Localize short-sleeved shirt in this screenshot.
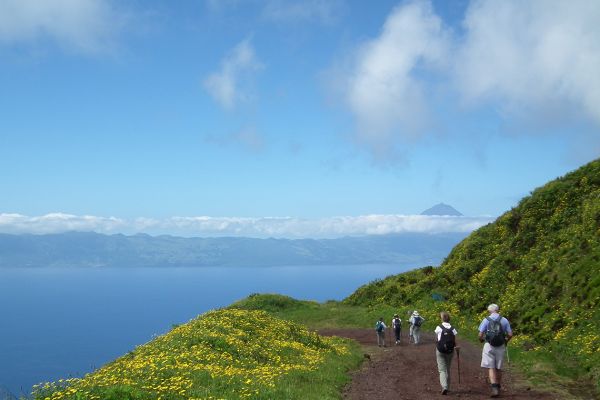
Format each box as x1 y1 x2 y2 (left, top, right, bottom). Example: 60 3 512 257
478 313 512 334
435 322 458 341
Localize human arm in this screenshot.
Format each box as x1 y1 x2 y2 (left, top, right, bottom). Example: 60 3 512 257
478 318 488 343
502 318 513 343
434 325 442 341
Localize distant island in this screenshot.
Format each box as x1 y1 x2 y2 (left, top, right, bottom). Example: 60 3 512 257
0 231 467 268
420 203 463 216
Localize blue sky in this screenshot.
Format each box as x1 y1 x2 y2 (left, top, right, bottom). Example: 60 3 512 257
0 0 598 237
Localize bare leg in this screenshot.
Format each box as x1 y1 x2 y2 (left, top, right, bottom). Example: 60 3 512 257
488 368 502 384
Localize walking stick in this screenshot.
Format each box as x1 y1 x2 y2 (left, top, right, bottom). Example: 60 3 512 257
456 346 461 384
505 343 512 391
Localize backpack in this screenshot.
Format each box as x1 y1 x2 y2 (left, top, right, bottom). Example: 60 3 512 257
375 321 384 332
436 325 456 354
485 317 505 347
412 316 423 327
393 317 402 329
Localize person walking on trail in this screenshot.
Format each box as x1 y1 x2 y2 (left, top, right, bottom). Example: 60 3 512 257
375 317 387 347
478 303 513 398
392 314 402 345
409 311 425 344
435 311 458 395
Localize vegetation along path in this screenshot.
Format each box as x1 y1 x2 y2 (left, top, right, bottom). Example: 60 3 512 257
320 329 556 400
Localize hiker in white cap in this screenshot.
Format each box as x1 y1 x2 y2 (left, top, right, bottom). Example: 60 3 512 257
478 303 513 398
409 310 425 344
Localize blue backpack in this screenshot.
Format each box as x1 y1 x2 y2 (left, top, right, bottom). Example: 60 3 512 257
375 321 384 332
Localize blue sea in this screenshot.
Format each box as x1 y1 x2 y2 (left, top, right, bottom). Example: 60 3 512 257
0 264 413 396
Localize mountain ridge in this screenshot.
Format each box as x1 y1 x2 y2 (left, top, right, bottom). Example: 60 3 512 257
0 231 468 268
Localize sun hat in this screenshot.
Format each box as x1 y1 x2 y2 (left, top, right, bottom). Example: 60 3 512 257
413 310 420 316
393 314 399 318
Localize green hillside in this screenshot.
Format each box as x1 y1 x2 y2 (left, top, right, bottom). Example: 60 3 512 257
346 159 600 392
33 309 362 400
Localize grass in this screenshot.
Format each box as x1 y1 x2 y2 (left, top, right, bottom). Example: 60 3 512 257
231 293 413 329
31 292 600 399
235 294 600 399
32 308 363 400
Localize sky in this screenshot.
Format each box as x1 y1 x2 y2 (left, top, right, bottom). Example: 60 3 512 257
0 0 599 238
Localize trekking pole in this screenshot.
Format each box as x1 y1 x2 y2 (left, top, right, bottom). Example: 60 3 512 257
505 344 512 391
456 346 461 385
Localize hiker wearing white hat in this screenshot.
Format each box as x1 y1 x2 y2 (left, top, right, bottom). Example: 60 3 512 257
409 310 425 344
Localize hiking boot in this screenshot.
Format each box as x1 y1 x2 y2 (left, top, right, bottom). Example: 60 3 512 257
490 384 500 397
441 388 448 395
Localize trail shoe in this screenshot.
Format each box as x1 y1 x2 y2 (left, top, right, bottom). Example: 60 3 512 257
441 388 448 395
490 383 500 397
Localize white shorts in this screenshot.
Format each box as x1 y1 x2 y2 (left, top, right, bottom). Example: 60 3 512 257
481 342 505 369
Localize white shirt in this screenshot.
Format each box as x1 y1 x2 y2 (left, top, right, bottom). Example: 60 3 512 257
435 322 458 341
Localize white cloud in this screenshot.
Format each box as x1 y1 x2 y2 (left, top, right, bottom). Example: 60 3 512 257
0 213 126 234
0 0 123 54
334 0 600 160
340 0 450 158
456 0 600 125
0 212 493 238
261 0 342 24
203 39 263 110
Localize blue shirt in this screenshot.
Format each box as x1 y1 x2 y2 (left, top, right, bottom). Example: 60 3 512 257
478 313 512 334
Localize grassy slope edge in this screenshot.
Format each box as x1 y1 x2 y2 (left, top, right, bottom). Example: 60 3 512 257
345 158 600 398
32 308 362 400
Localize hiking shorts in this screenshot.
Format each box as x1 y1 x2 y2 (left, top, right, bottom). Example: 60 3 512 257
481 342 505 369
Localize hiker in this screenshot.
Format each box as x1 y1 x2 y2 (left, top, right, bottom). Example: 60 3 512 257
392 314 402 344
435 311 458 395
478 303 513 398
375 317 387 347
409 310 424 344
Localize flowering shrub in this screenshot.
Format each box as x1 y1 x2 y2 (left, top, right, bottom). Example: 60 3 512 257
33 309 357 400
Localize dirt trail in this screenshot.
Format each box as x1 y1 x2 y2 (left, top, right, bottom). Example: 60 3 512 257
319 328 555 400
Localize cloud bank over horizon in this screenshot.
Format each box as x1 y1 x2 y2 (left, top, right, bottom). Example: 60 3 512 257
0 212 493 238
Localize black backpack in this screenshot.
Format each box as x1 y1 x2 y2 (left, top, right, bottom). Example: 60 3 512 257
436 325 456 353
393 317 402 329
485 317 506 347
413 316 423 327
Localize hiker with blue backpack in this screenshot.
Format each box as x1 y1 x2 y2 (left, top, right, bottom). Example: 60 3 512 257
435 311 458 395
409 310 424 344
478 303 513 398
375 317 387 347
